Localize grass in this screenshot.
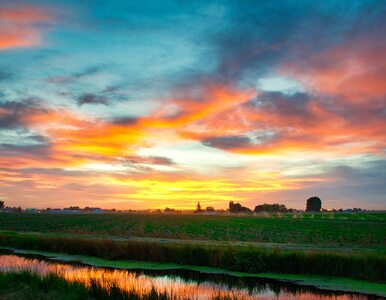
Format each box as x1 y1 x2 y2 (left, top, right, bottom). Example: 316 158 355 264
253 273 386 297
0 271 91 300
4 248 386 297
0 262 259 299
0 231 385 282
0 271 175 299
0 212 385 248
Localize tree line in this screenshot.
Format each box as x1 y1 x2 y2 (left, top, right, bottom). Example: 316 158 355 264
192 197 324 214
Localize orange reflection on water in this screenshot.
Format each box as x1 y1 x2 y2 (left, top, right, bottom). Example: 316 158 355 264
0 255 366 300
0 255 255 299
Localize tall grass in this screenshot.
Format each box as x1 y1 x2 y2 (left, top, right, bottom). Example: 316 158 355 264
0 271 175 299
1 254 261 299
0 270 254 299
0 232 384 282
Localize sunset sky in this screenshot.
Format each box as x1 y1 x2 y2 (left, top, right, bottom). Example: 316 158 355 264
0 0 385 210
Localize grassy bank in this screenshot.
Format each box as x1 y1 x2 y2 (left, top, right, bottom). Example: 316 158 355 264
0 271 178 300
0 212 385 247
0 231 384 282
5 248 386 297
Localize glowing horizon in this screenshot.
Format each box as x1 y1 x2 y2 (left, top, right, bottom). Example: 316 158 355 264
0 1 385 210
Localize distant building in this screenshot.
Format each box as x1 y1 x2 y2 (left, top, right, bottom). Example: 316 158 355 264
48 209 63 213
1 207 22 213
63 207 80 213
83 207 104 213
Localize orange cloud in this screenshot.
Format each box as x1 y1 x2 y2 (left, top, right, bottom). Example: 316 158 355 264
0 79 382 209
157 38 386 157
0 5 53 23
139 85 256 129
176 86 385 156
279 41 386 102
0 5 55 50
5 73 384 171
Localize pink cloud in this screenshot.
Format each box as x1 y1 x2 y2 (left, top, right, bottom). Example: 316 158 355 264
0 4 55 50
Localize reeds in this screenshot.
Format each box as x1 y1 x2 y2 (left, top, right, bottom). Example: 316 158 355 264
0 271 177 299
0 232 384 282
0 255 258 299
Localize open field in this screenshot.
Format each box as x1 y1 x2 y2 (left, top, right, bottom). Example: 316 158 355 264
0 212 385 248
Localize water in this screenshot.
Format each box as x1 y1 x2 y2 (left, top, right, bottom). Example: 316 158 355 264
0 254 374 299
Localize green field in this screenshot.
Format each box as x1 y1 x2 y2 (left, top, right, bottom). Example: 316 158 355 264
0 212 385 287
0 212 385 248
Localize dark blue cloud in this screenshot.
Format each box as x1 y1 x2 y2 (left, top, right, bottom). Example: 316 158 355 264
77 93 109 106
0 143 51 158
167 0 386 91
250 91 311 118
110 116 139 125
122 155 175 166
0 100 47 129
202 135 252 149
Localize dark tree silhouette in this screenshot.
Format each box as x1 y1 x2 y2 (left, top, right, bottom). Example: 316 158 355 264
0 200 4 209
206 206 215 212
195 202 202 213
229 201 251 213
164 207 176 213
254 203 287 213
306 197 322 212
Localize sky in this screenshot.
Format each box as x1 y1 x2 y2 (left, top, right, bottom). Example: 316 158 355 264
0 0 385 210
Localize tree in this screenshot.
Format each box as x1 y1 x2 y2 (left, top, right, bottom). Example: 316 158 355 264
206 206 215 212
306 196 322 212
164 207 176 213
194 202 202 213
0 201 4 209
229 201 251 213
254 203 288 213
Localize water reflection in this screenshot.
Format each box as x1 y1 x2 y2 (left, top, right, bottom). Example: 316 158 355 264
0 254 372 299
